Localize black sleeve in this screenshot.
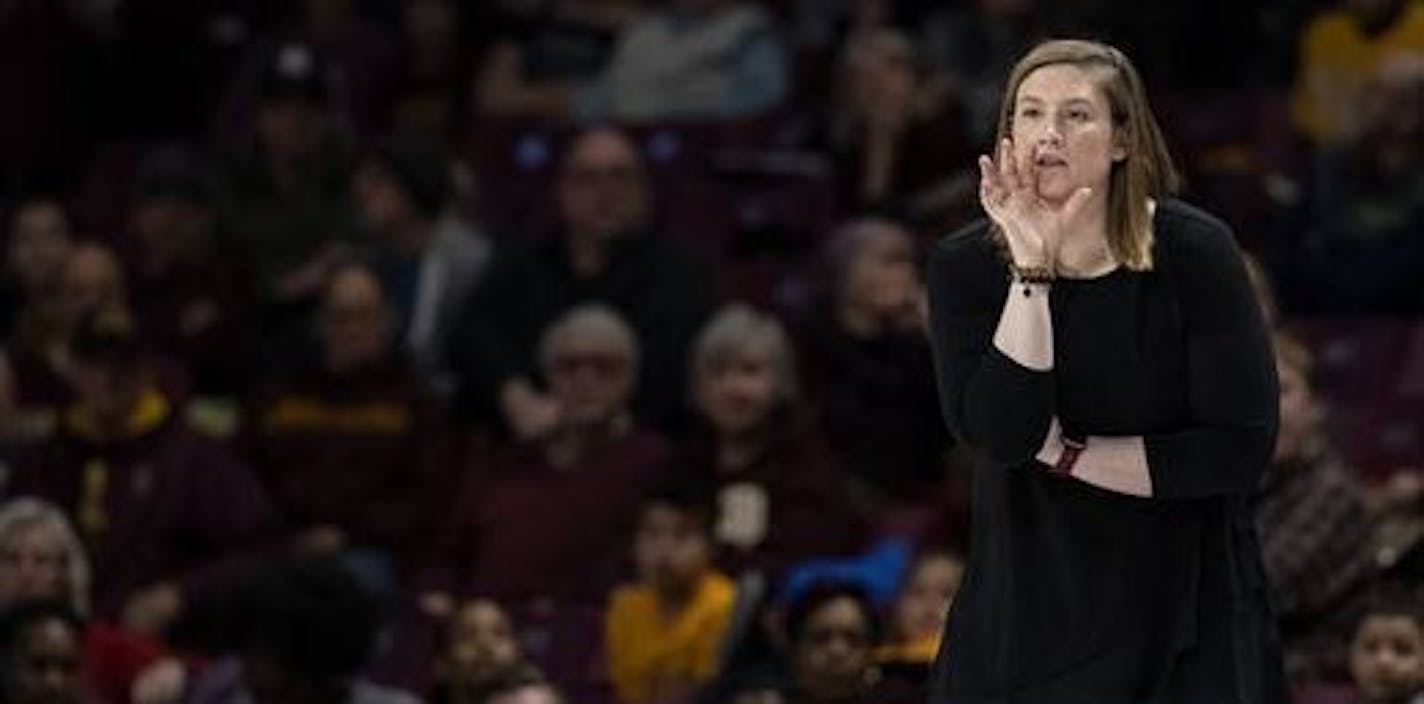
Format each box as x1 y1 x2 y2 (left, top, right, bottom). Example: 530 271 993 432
1143 217 1279 499
448 249 541 419
925 227 1054 466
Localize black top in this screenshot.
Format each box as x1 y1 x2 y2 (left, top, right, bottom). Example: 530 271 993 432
449 230 714 435
924 200 1288 703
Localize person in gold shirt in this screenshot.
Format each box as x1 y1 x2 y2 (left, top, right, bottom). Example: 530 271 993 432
1291 0 1424 144
605 480 736 704
876 550 964 668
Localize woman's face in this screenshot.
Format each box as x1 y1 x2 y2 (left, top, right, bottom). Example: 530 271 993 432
58 246 125 334
696 345 780 437
1 617 83 704
893 555 963 641
446 601 522 689
6 203 73 296
0 524 71 609
842 223 918 318
793 597 874 701
1009 63 1125 205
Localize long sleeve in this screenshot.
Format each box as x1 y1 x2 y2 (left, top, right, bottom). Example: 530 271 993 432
448 249 543 420
925 228 1054 465
1143 218 1279 499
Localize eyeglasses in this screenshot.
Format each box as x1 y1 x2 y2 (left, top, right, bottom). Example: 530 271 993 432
548 353 630 378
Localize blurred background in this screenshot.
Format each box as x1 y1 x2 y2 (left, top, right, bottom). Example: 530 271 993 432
0 1 1420 703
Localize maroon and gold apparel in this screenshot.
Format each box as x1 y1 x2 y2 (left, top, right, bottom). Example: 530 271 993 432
5 389 279 617
249 359 456 564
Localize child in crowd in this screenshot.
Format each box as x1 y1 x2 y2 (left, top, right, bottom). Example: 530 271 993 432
1350 585 1424 704
605 480 736 704
878 549 963 665
433 599 536 704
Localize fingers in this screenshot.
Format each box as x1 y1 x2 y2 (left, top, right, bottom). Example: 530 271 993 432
1063 186 1095 221
1018 144 1039 201
978 155 1000 213
998 139 1021 193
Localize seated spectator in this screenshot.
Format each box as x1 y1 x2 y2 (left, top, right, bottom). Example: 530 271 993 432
352 134 491 398
1258 333 1385 684
783 582 882 704
1275 52 1424 315
250 264 454 591
428 305 671 605
0 600 91 704
876 549 962 669
0 499 182 704
605 479 736 704
475 0 637 120
821 29 974 227
185 557 422 704
0 196 77 440
0 499 88 614
1 195 74 340
570 0 788 123
2 241 131 444
800 217 953 505
451 127 713 436
214 39 356 365
5 307 279 633
680 305 869 578
1348 584 1424 704
430 599 534 704
125 150 261 400
1290 0 1424 145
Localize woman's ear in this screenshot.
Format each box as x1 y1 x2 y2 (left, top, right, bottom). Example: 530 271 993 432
1111 128 1129 163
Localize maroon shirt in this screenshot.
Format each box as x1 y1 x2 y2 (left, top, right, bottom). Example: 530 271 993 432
249 359 457 565
426 427 671 604
676 415 872 579
5 393 279 617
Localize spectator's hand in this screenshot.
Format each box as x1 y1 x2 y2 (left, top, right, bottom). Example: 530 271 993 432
419 591 456 618
273 242 349 301
299 525 348 555
123 583 184 637
131 657 186 704
500 379 562 441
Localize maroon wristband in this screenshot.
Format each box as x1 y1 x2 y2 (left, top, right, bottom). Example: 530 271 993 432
1052 436 1087 477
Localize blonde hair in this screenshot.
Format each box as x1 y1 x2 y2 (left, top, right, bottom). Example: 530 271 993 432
0 498 91 615
994 39 1180 271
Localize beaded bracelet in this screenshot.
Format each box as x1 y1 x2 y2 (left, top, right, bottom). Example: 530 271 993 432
1009 265 1054 296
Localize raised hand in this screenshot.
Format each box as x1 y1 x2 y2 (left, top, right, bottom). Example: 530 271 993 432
978 139 1095 271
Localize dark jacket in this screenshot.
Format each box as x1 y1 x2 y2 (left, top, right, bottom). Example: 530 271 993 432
449 231 714 434
5 390 280 617
924 200 1287 703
